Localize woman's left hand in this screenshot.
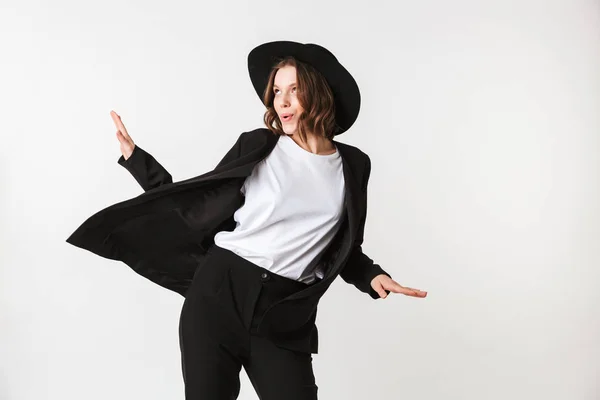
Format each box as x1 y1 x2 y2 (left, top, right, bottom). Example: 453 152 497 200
370 275 427 299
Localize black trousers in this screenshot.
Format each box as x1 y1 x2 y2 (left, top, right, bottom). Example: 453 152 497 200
178 243 319 399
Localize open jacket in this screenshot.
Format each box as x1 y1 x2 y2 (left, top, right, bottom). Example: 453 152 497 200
66 127 391 353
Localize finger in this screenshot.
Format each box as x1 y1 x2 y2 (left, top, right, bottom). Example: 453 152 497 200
388 284 427 297
110 110 130 138
404 287 427 297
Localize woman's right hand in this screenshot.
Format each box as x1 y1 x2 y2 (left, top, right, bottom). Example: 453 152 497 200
110 110 135 160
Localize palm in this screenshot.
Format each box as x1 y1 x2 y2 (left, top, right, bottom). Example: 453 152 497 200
110 110 135 160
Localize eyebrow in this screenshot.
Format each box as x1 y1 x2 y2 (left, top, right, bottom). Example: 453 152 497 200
273 82 297 88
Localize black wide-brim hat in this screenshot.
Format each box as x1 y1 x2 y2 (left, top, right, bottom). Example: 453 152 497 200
247 40 361 135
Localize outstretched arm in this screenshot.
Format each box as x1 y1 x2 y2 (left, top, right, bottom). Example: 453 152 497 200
340 155 427 300
340 155 391 299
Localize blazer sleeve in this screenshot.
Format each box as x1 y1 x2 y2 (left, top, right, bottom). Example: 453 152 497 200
339 154 392 299
117 132 246 192
117 145 173 192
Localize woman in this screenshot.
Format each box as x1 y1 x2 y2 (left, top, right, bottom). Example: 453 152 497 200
75 41 427 400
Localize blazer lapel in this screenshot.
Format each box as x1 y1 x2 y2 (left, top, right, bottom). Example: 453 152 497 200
339 146 361 247
318 143 362 281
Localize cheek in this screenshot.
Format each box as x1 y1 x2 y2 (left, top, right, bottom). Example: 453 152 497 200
292 100 303 113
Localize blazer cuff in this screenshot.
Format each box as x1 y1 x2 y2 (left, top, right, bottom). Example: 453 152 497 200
117 144 142 168
367 265 392 300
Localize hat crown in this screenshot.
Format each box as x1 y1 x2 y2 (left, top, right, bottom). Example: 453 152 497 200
304 43 338 61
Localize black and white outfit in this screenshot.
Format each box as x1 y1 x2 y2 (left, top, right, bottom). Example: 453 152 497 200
66 41 392 400
214 133 345 284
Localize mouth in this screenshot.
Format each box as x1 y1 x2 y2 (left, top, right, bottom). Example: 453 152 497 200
280 113 294 122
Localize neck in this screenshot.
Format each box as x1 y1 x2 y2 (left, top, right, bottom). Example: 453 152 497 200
287 132 335 155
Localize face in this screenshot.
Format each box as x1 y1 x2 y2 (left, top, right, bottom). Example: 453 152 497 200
273 65 304 135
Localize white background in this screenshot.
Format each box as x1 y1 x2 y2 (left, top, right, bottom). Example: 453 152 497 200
1 0 598 399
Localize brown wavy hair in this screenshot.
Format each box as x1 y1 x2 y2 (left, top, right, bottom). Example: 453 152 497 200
262 56 340 142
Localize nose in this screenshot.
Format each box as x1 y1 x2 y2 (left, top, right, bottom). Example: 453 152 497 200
278 91 291 108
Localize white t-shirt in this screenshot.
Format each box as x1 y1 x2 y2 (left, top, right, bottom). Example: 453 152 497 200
213 134 345 284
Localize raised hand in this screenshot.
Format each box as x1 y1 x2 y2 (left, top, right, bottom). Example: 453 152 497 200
110 110 135 160
371 274 428 299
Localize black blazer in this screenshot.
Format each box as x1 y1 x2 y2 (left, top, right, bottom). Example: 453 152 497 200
66 127 391 353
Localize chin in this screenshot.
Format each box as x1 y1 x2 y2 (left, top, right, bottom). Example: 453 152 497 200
282 125 297 135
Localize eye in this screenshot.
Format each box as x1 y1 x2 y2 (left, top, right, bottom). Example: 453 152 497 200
274 88 280 94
